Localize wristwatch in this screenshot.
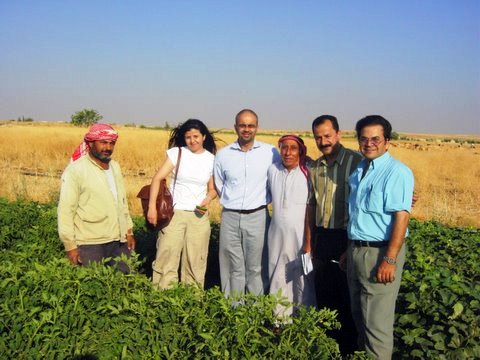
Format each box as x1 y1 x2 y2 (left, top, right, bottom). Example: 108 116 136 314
383 256 396 265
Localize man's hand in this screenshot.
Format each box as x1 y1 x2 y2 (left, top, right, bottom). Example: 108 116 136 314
375 210 408 283
66 248 81 265
375 260 396 284
127 234 136 251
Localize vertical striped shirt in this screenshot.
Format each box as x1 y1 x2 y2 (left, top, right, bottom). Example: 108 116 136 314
309 145 363 229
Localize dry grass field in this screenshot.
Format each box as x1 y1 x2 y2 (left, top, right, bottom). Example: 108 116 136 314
1 121 479 228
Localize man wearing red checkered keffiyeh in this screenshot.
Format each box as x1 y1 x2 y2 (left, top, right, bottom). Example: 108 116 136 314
71 124 119 162
58 123 135 272
277 134 309 178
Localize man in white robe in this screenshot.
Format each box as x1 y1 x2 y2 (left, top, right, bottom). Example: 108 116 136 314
267 135 316 318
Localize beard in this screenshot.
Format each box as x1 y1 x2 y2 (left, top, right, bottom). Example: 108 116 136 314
90 148 112 163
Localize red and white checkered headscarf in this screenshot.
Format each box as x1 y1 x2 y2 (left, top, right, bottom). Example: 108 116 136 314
278 134 309 178
70 124 119 162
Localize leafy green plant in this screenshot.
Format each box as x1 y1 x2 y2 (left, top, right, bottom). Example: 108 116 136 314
0 257 344 359
0 198 61 257
395 220 480 358
0 199 349 359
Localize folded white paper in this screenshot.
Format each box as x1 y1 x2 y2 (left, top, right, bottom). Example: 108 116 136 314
301 252 314 276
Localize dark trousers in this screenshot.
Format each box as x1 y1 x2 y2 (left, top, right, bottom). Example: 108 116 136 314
78 241 130 274
313 227 357 355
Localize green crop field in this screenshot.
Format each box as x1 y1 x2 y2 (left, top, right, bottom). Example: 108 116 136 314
0 198 478 359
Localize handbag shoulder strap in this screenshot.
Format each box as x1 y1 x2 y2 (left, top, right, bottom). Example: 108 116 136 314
172 146 182 195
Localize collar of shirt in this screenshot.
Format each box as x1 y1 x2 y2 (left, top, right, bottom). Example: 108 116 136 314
361 151 392 172
86 153 110 170
230 140 262 151
280 163 300 173
319 144 347 167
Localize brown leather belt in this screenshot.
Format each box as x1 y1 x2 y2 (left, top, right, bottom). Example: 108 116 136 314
224 205 267 214
351 240 389 248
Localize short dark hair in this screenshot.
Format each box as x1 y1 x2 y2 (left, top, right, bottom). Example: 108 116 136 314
168 119 217 154
311 115 339 132
235 109 258 124
355 115 392 140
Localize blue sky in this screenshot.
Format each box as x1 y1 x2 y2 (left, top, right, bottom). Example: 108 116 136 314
1 0 479 134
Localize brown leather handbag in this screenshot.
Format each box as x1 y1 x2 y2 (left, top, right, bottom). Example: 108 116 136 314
137 147 182 230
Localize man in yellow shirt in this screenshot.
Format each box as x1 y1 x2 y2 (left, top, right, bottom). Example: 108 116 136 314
57 124 135 273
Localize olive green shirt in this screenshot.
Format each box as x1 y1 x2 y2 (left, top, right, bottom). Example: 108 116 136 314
309 145 362 229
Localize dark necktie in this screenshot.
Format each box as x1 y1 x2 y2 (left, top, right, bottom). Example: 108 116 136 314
361 162 370 180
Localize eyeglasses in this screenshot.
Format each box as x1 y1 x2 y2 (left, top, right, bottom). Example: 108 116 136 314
359 136 384 145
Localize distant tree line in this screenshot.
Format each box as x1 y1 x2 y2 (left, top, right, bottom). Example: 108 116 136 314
70 108 173 130
11 116 34 122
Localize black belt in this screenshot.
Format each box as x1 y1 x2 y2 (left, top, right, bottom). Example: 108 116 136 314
351 240 389 248
224 205 267 214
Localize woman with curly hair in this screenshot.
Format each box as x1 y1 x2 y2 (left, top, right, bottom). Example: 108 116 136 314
148 119 217 289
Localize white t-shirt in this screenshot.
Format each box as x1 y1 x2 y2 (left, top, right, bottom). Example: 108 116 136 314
103 166 118 202
167 146 214 211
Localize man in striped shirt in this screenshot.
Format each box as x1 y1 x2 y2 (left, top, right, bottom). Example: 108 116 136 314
308 115 361 355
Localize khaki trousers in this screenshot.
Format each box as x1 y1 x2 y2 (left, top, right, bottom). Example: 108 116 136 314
347 242 406 360
152 210 211 289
